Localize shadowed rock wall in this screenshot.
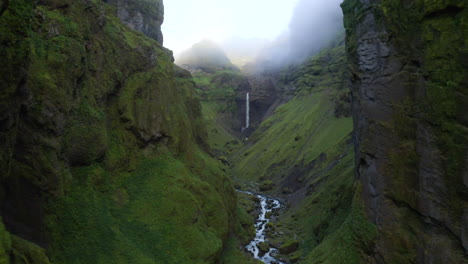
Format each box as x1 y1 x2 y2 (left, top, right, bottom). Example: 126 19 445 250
342 0 467 262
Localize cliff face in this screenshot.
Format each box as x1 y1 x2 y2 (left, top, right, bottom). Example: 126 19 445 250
106 0 164 44
342 0 467 262
0 0 236 262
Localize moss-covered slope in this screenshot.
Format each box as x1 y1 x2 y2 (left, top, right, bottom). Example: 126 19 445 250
232 44 351 187
342 0 467 262
106 0 164 44
229 43 376 263
0 0 237 263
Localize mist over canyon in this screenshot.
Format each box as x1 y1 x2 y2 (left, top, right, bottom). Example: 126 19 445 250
0 0 466 264
173 0 345 70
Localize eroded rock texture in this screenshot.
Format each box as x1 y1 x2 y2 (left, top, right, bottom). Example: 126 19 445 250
342 0 467 263
106 0 164 44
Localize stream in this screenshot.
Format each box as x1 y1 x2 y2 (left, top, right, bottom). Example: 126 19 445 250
240 191 285 264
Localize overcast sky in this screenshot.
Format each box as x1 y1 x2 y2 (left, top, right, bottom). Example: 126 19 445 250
162 0 301 56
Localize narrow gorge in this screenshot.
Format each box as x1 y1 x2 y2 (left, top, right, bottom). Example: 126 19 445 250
0 0 466 264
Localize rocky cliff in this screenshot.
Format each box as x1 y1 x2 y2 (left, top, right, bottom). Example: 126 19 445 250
0 0 237 263
342 0 467 262
106 0 164 44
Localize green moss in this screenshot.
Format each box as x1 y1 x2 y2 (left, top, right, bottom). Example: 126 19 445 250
47 148 234 263
64 101 108 165
279 239 299 254
10 236 51 264
232 91 352 183
387 141 419 207
0 219 52 264
220 237 261 264
1 0 240 263
190 70 244 154
342 0 467 262
0 219 11 264
301 184 377 264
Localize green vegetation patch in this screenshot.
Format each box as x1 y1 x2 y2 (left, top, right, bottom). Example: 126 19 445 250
47 149 233 264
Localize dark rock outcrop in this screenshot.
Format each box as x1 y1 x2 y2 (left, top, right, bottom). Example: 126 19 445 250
247 75 279 128
105 0 164 44
342 0 467 262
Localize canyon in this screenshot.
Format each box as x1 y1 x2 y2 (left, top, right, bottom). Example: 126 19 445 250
0 0 466 264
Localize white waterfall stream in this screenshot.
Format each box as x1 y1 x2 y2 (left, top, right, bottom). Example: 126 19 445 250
246 92 250 129
242 92 250 132
239 191 284 264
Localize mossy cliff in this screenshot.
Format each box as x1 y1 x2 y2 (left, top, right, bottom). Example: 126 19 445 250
342 0 467 262
192 70 248 148
106 0 164 44
0 0 238 263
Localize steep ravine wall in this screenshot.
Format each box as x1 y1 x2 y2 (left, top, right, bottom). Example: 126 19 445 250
0 0 237 263
106 0 164 44
342 0 467 263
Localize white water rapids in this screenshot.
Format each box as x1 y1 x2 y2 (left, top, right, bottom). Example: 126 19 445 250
239 191 284 264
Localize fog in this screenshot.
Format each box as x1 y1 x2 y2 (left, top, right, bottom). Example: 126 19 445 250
164 0 344 69
252 0 344 69
287 0 344 62
163 0 300 57
176 40 234 70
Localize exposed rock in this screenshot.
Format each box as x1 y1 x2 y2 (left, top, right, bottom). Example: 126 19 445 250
342 0 468 262
105 0 164 44
246 75 279 129
258 241 270 254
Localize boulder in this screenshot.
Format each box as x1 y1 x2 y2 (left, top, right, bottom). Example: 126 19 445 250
258 242 270 254
279 239 299 254
259 180 274 191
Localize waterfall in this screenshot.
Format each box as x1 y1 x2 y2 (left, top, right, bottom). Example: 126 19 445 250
245 92 250 129
241 92 250 133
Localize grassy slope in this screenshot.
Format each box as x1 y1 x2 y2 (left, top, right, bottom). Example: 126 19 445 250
0 1 238 263
231 44 351 186
232 91 351 183
192 70 244 155
47 148 235 264
191 71 260 264
230 44 376 263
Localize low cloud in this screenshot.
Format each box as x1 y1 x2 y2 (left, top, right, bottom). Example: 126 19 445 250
176 0 344 71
